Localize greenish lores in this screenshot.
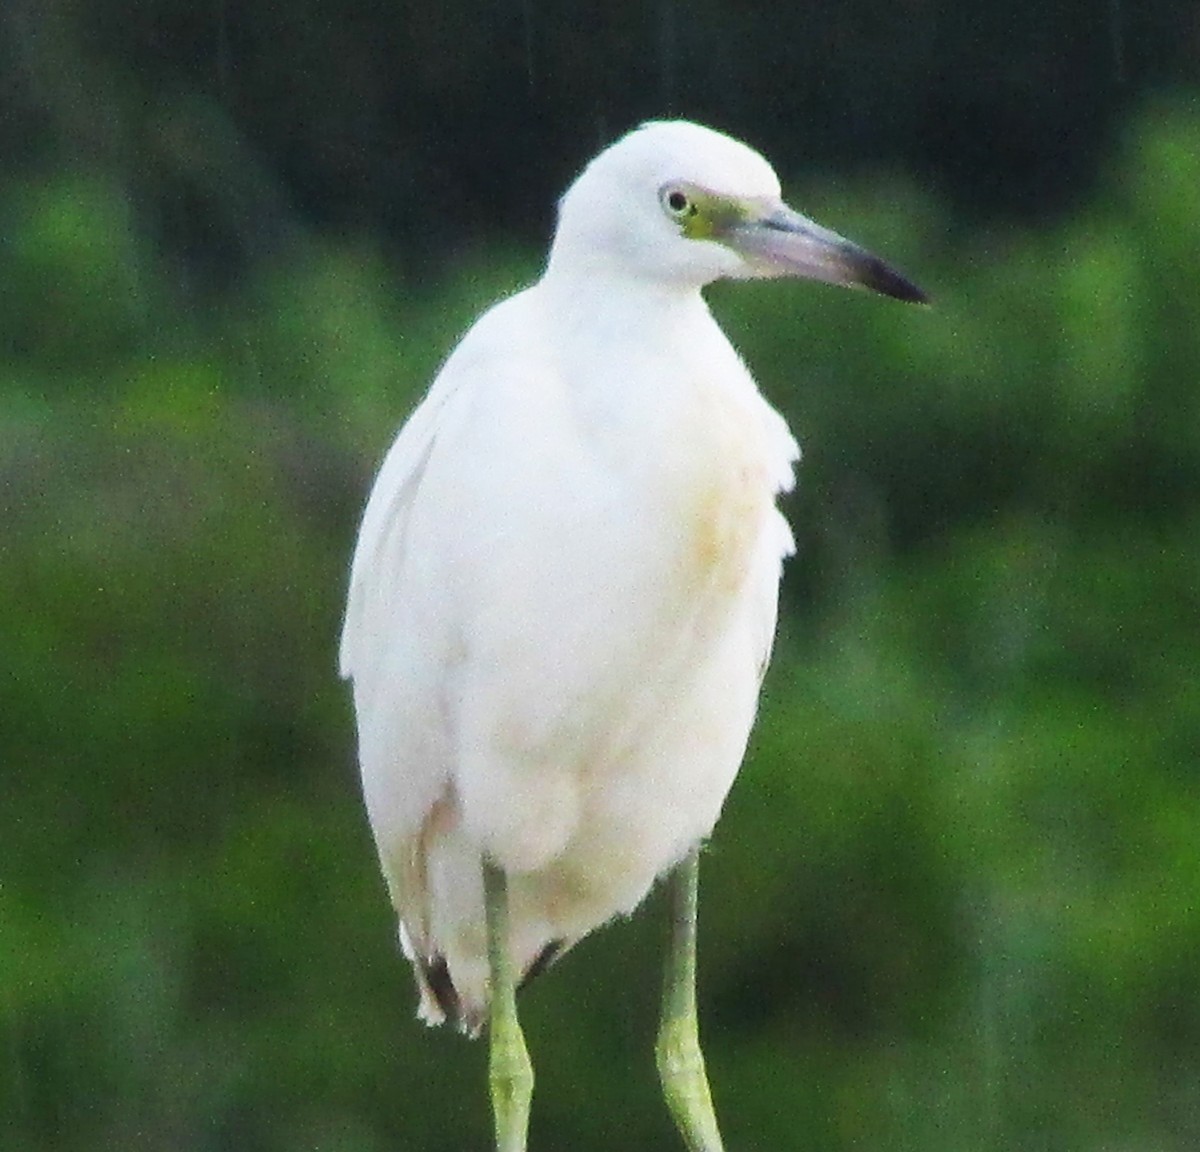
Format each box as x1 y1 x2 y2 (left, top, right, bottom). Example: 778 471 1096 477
659 183 753 241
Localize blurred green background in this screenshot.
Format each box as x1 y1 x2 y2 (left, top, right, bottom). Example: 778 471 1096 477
4 3 1200 1149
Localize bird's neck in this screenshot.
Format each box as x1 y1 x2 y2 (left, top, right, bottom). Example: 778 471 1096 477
537 258 713 340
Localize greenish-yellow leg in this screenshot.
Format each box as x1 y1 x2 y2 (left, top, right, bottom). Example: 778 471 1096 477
656 846 726 1152
484 860 534 1152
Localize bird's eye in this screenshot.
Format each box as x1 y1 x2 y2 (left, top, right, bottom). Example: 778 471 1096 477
661 187 696 218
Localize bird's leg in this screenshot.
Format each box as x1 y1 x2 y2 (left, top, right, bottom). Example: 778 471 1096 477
656 846 726 1152
484 859 534 1152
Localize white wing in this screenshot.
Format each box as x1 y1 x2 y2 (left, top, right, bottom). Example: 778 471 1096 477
340 364 470 683
338 298 501 974
750 403 799 683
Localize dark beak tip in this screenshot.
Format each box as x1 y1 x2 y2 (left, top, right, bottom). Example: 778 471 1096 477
896 280 932 306
864 259 930 306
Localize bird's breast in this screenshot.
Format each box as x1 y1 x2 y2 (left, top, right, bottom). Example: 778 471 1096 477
669 378 775 597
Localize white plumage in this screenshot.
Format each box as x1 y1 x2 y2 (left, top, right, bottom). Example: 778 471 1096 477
339 121 924 1088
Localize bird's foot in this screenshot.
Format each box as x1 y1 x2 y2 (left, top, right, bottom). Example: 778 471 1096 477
489 1017 534 1152
656 1015 726 1152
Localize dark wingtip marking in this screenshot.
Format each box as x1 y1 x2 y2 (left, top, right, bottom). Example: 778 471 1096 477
520 939 566 990
422 939 568 1037
423 955 463 1027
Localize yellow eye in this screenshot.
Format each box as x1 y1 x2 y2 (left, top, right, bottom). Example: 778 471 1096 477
661 186 697 219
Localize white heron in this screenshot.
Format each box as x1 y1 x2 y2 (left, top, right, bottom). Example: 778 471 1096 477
339 119 925 1152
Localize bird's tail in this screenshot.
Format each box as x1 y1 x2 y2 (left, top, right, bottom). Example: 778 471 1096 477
403 926 568 1037
388 797 574 1036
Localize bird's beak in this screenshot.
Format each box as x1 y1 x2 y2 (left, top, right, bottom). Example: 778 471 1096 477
726 200 928 304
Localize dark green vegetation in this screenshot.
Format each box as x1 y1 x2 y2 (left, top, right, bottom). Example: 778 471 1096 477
4 23 1200 1147
5 0 1196 275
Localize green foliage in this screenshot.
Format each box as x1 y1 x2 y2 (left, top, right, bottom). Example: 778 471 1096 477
5 103 1200 1150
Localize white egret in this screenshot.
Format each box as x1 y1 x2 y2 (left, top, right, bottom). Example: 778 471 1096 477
340 119 926 1152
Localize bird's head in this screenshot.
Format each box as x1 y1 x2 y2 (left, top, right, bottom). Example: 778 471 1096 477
548 120 927 302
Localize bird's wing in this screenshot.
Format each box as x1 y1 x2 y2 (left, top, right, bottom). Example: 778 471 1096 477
338 324 485 981
749 397 800 684
339 290 549 1015
339 370 462 683
749 507 795 685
